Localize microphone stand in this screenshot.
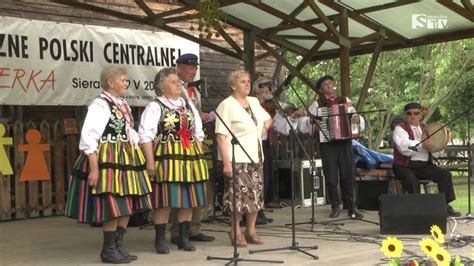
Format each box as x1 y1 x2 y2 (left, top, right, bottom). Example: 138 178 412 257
201 131 228 224
202 94 283 265
249 98 319 260
288 84 381 226
467 107 473 218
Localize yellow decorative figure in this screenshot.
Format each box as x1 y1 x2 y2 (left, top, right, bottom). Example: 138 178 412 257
0 123 14 175
18 129 50 181
430 224 445 244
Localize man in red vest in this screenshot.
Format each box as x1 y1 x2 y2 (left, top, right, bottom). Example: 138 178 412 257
309 75 363 219
392 102 460 217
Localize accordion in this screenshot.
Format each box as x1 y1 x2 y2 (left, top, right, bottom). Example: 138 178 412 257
317 103 360 143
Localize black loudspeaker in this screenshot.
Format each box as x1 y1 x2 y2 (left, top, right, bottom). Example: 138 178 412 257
357 179 389 210
379 194 447 234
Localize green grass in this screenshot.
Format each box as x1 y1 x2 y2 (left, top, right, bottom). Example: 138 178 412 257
451 182 474 213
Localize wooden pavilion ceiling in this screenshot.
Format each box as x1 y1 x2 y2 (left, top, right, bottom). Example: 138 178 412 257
51 0 474 62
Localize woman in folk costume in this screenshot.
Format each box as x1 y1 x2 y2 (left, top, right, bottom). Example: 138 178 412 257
139 67 209 254
65 66 152 264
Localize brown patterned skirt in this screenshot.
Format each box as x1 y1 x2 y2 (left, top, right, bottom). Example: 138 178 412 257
222 163 264 214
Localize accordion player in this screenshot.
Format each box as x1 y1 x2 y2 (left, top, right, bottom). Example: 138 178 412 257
316 103 360 143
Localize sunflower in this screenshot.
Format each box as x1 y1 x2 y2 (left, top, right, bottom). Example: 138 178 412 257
419 238 438 258
432 246 451 266
381 236 404 258
430 224 445 244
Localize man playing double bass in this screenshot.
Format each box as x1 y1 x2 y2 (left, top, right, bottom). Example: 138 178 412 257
392 102 461 217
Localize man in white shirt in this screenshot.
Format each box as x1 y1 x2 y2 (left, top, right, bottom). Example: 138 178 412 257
169 53 215 244
307 75 364 219
392 102 460 217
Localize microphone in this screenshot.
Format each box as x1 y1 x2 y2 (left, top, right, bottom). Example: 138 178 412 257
187 79 205 89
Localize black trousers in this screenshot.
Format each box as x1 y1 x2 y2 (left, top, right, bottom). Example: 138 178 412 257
262 139 274 203
320 140 356 208
392 161 456 203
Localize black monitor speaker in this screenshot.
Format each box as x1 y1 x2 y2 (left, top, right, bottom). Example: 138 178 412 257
379 193 447 234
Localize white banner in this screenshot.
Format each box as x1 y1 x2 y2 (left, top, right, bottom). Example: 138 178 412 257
0 16 199 106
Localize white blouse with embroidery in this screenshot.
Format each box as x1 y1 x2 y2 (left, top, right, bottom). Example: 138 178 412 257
79 95 139 155
138 96 204 144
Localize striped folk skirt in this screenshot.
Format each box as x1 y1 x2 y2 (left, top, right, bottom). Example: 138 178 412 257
150 135 209 208
150 181 207 209
65 141 152 224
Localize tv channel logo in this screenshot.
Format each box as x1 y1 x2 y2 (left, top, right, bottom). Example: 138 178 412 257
412 14 448 29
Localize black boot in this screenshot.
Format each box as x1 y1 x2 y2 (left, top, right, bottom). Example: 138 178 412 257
177 221 195 251
329 204 340 218
101 231 132 264
116 227 137 261
154 224 169 254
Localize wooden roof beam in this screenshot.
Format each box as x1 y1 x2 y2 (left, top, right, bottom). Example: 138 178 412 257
258 1 308 35
251 1 348 47
255 51 271 61
351 30 386 47
437 0 474 22
320 0 409 45
272 49 287 84
159 24 242 60
270 35 320 40
305 0 342 40
258 14 339 35
212 22 244 54
356 36 385 111
281 20 340 88
256 39 316 95
349 0 420 14
260 35 310 55
460 0 473 12
310 28 474 61
163 14 194 24
339 7 350 97
151 6 195 19
53 0 241 61
53 0 145 22
134 0 155 17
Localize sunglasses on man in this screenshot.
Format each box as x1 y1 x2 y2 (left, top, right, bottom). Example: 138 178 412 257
258 81 273 90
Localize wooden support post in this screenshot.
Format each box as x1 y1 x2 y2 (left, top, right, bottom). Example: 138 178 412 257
356 35 385 112
244 30 256 79
339 8 350 97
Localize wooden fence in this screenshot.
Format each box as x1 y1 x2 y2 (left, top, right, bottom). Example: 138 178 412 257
1 120 471 221
0 119 79 221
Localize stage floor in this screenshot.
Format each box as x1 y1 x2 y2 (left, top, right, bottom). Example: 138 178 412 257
1 206 474 265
